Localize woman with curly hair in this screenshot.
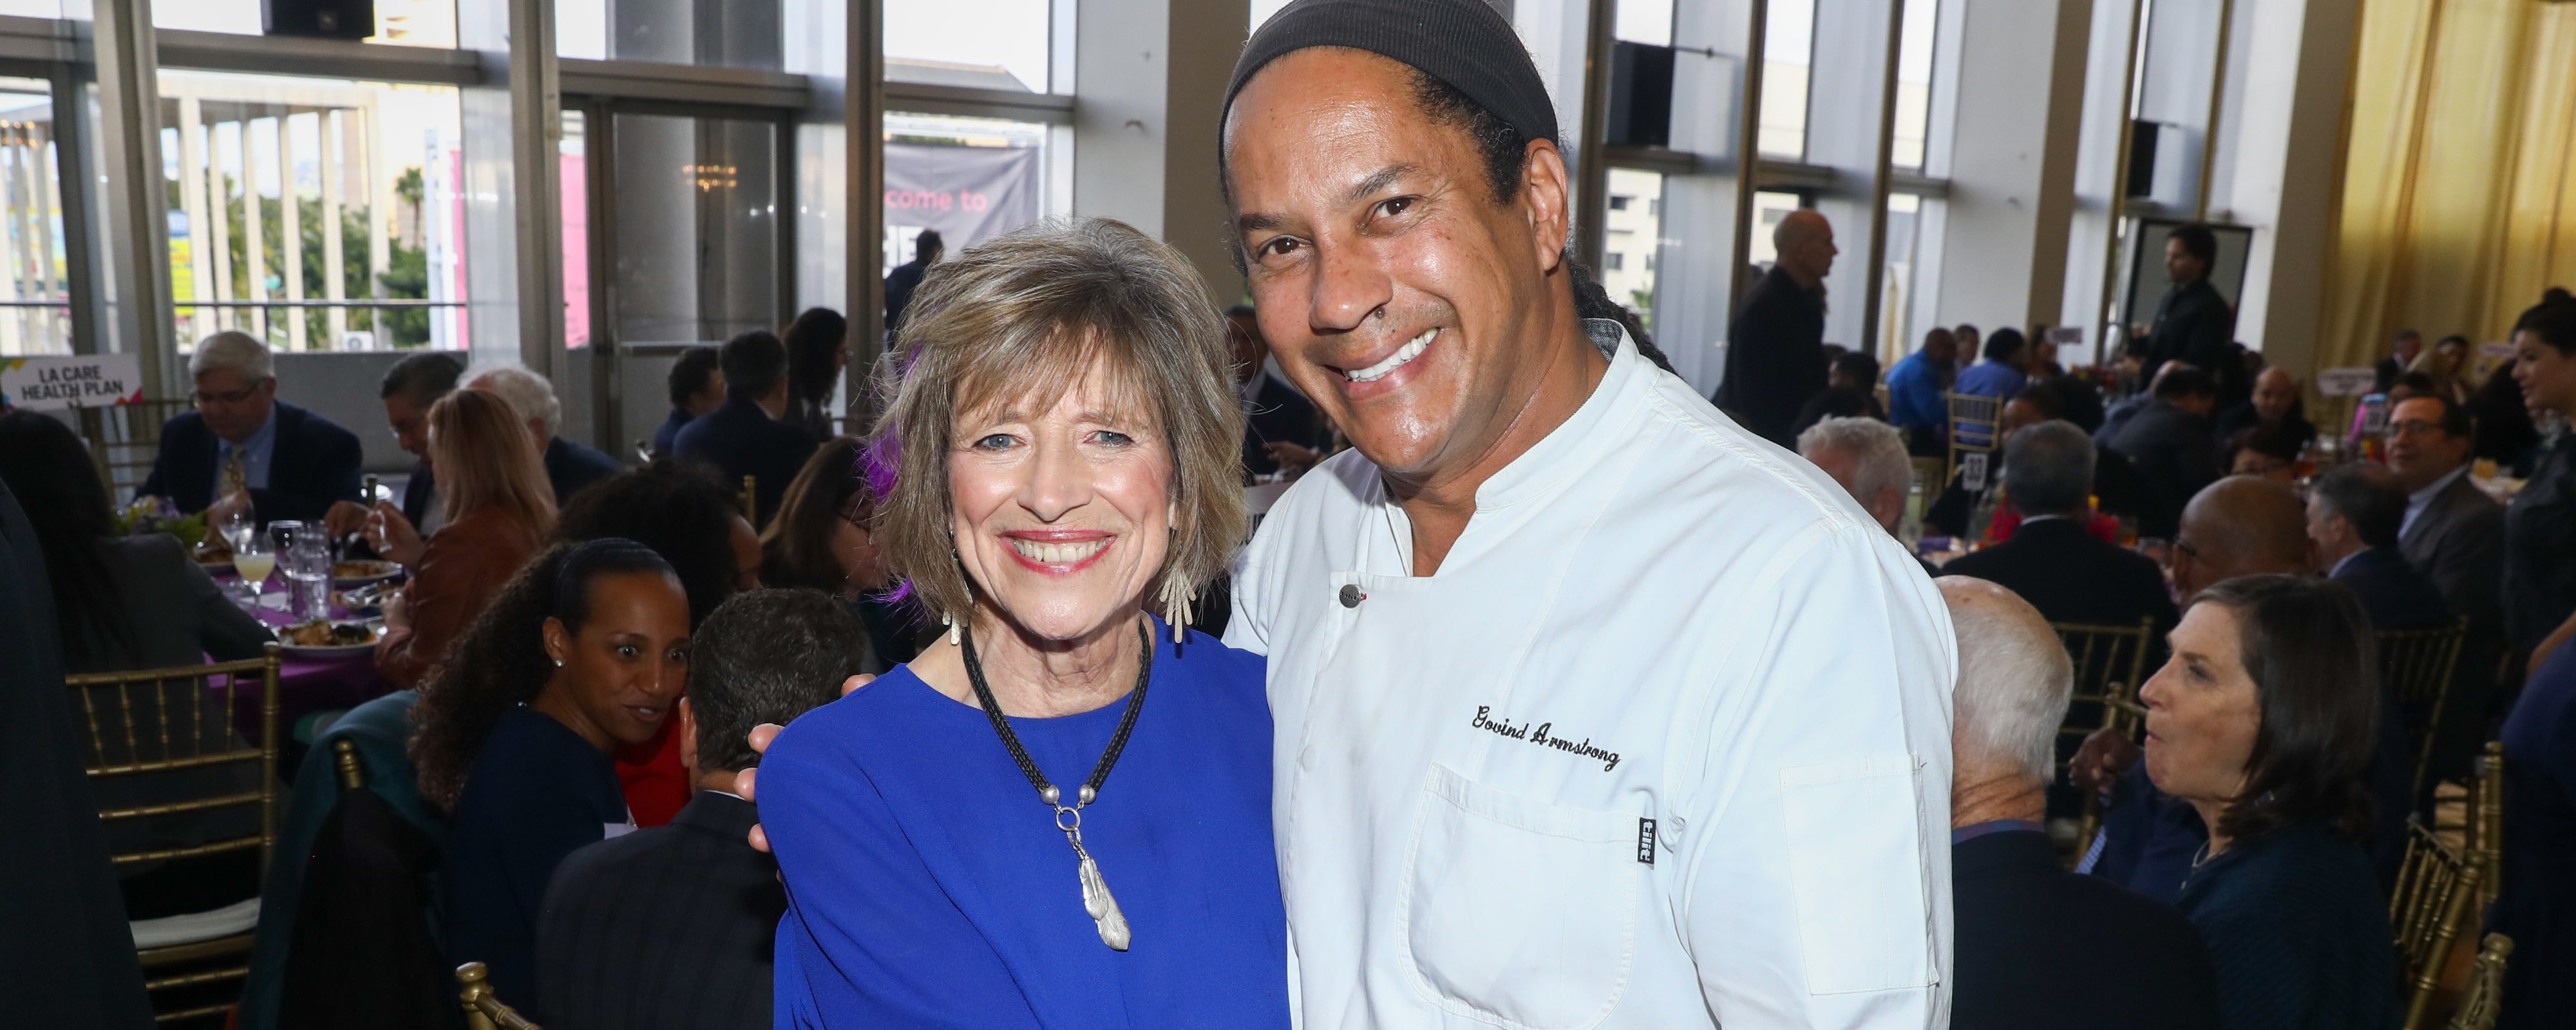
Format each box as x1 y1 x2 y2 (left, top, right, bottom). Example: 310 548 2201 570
413 538 692 1018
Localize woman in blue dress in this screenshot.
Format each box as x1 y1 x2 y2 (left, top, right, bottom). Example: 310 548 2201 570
752 218 1288 1028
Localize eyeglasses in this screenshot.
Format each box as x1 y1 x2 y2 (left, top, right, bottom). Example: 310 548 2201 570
193 384 262 406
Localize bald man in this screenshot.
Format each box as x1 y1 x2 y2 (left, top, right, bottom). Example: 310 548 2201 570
1718 209 1837 446
1940 578 2218 1030
2076 476 2414 899
2213 366 2316 456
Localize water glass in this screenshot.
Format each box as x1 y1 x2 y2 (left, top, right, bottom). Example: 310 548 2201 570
272 521 334 622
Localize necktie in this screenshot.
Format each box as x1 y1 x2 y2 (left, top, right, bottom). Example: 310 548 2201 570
220 445 247 498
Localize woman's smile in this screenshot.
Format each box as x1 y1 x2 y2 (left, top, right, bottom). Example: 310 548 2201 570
1003 529 1115 573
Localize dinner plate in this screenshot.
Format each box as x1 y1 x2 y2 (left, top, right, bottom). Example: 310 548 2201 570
279 624 383 658
334 560 402 586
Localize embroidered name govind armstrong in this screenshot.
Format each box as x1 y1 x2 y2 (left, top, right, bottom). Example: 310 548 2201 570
1470 706 1622 772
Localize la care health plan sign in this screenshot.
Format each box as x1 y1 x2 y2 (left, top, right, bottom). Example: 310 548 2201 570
2 354 146 409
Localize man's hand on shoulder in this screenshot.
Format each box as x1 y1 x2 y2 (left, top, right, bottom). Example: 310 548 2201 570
744 672 874 854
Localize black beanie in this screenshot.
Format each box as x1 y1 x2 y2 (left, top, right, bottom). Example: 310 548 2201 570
1224 0 1560 147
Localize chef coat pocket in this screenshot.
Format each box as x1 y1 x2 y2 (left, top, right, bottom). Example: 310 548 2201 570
1398 763 1639 1030
1778 753 1934 995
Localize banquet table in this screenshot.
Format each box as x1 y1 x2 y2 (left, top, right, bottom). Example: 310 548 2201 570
209 568 396 763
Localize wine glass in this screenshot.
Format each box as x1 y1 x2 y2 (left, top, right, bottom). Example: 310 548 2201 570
233 533 276 610
219 504 256 556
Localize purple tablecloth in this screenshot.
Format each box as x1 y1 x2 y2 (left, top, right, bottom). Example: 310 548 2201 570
211 570 394 740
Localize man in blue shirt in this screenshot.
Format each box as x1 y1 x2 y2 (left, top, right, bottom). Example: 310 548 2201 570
1885 326 1956 455
1955 326 2031 400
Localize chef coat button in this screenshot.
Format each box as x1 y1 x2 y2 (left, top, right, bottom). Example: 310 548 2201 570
1338 585 1364 608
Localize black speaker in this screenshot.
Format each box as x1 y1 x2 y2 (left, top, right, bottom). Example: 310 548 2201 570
1606 41 1676 149
264 0 374 40
2126 118 2163 199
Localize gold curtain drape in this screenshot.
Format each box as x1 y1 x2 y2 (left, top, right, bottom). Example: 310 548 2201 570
2323 0 2576 371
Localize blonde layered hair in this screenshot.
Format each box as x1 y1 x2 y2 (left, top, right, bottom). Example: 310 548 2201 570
870 218 1247 628
430 388 557 537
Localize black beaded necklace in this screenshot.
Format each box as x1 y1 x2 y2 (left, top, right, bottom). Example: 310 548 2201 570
959 617 1153 951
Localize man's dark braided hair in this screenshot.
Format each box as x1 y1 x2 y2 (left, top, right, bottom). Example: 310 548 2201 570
1405 69 1674 373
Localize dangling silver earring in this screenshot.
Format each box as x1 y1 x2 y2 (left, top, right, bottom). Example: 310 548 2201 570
943 611 961 646
1159 576 1194 641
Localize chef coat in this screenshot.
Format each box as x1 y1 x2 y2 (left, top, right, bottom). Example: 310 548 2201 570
1227 322 1955 1029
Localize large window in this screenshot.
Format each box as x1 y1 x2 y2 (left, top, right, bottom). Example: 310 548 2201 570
554 0 791 68
1602 167 1665 330
1891 0 1939 170
887 0 1054 93
159 71 466 352
1747 189 1808 267
1759 0 1815 159
882 113 1051 278
0 77 68 355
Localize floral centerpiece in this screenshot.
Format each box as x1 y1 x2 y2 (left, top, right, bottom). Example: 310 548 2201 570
113 496 208 551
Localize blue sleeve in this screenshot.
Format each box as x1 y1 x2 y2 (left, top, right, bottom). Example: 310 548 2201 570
762 720 1041 1029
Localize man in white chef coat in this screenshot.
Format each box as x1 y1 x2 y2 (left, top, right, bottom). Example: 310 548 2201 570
1218 1 1956 1026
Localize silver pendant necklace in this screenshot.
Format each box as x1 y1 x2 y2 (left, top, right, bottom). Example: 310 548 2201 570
961 619 1151 951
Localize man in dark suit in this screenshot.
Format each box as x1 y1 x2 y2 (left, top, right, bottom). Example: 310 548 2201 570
2309 464 2451 630
2376 329 2423 395
2143 223 2235 391
1938 577 2220 1030
465 364 627 509
2105 365 2220 538
141 331 364 525
883 229 942 333
536 589 869 1030
652 346 724 460
327 351 462 541
672 330 820 527
1229 305 1329 478
1717 209 1833 447
1943 420 2179 632
2389 395 2505 621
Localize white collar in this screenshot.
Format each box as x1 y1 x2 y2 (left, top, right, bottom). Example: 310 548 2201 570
2409 464 2470 508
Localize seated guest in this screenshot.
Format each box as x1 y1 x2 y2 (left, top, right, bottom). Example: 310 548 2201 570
759 438 914 670
1938 577 2219 1030
2079 476 2412 897
0 411 274 917
672 330 820 527
1885 327 1958 454
2307 464 2450 630
2376 329 2422 395
652 347 723 460
1955 326 2031 400
782 307 849 442
2389 395 2503 620
366 389 556 690
413 539 692 1019
536 588 867 1030
0 411 274 671
2496 610 2576 1028
1797 417 1915 554
466 364 626 507
2094 358 2189 447
2107 364 2220 539
2007 380 2147 525
1229 304 1330 478
327 351 464 542
1790 351 1887 436
2140 575 2400 1030
2212 366 2316 458
556 464 764 827
141 330 363 525
1942 420 2178 632
2224 417 2306 482
2409 334 2479 407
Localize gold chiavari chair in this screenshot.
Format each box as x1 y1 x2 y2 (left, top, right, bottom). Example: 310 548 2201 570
2378 618 2471 805
332 736 366 793
2050 619 2156 863
80 398 195 498
2467 742 2504 914
739 474 757 523
2443 934 2513 1030
66 644 283 1024
1945 391 2006 487
2394 812 2490 1030
457 962 543 1030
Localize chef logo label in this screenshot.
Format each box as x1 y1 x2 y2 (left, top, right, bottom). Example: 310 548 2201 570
1470 706 1622 772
